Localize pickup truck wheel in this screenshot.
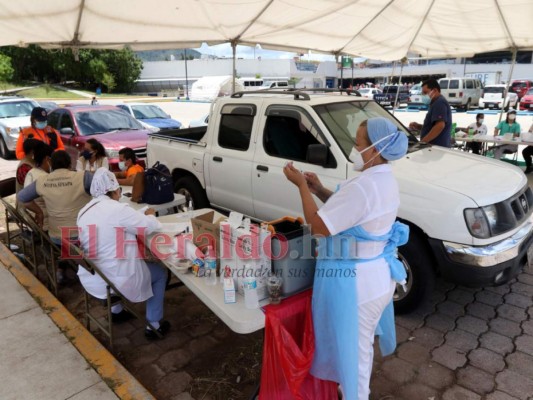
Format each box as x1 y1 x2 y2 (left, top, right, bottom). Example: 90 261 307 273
174 176 209 210
394 231 435 314
0 137 12 159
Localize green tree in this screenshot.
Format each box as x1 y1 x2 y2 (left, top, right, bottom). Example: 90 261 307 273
0 54 14 82
101 48 142 92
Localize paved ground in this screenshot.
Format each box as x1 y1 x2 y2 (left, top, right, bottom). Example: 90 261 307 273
0 263 118 400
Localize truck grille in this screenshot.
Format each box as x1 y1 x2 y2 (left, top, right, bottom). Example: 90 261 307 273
133 147 147 159
509 187 533 223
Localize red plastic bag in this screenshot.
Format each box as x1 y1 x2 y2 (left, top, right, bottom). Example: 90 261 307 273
259 290 338 400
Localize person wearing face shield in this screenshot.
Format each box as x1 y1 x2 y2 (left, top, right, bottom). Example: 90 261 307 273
408 79 452 147
492 110 521 161
16 107 65 160
283 117 409 400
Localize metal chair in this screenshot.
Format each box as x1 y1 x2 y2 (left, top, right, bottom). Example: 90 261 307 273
66 242 163 350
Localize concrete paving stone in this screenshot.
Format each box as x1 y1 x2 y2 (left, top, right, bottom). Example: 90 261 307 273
489 318 523 338
135 363 166 385
517 273 533 285
486 391 521 400
436 280 457 292
475 290 505 307
395 325 411 343
399 383 438 400
467 302 497 320
156 371 192 396
124 342 161 370
485 284 512 295
157 349 192 372
188 336 219 358
442 385 482 400
170 393 196 400
438 300 466 318
457 366 495 395
188 321 215 338
397 341 430 365
496 370 533 400
411 327 445 348
456 315 489 336
369 374 399 400
0 267 38 320
432 344 468 370
67 382 118 400
211 325 231 340
415 362 454 390
510 282 533 296
529 307 533 318
155 331 191 352
425 313 457 332
380 357 416 384
0 310 102 400
506 351 533 378
113 321 137 338
480 332 515 355
522 320 533 336
449 288 476 305
468 347 506 375
504 292 533 309
445 329 480 352
514 335 533 356
497 304 527 323
395 314 425 331
457 286 483 294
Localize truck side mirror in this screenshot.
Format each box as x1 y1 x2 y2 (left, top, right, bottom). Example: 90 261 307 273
306 144 328 166
60 127 74 136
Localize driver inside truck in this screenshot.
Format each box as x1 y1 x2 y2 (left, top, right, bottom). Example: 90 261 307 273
283 117 409 400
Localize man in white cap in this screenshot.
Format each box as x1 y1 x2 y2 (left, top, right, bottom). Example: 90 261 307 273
77 167 170 340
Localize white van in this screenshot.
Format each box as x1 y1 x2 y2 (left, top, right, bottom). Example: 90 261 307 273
438 77 483 110
262 80 289 89
237 78 264 91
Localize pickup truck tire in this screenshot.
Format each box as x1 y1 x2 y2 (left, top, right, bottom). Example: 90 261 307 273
0 137 12 159
174 176 209 210
394 231 435 314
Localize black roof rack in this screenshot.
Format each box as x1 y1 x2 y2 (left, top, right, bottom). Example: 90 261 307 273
287 88 362 97
231 90 310 100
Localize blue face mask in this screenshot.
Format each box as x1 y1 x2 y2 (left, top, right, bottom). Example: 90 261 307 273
35 121 47 129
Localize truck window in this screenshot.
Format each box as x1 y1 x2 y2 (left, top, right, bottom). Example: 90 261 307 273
47 112 60 129
218 104 256 151
61 113 74 130
263 107 323 162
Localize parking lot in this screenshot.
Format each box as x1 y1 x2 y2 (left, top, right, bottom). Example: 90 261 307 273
2 100 533 399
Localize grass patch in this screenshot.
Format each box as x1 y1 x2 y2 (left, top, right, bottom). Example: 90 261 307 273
17 85 86 99
0 81 36 92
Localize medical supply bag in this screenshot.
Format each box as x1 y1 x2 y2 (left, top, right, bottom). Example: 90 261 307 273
259 290 337 400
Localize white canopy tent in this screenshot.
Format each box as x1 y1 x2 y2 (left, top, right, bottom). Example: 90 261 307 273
0 0 531 97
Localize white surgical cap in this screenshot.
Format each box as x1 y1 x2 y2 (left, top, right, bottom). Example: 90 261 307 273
90 167 120 198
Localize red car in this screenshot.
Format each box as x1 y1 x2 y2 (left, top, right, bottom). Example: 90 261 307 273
47 105 150 171
519 88 533 111
510 80 533 100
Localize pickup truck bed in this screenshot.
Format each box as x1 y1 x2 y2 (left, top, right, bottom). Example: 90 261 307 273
149 126 207 143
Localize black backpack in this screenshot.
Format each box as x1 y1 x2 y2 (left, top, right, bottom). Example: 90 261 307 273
141 162 174 205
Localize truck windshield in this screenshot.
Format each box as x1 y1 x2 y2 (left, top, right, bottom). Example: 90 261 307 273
312 101 418 158
75 109 143 136
131 105 168 119
484 87 505 94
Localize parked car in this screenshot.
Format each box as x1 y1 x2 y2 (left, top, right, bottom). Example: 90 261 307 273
0 96 40 159
373 85 410 107
116 103 182 132
148 92 533 313
510 80 533 100
479 85 519 110
189 114 209 128
38 101 59 113
519 88 533 111
409 84 422 96
358 88 382 100
439 77 483 110
47 105 150 170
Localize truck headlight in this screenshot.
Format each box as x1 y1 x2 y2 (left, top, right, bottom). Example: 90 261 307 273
105 149 120 159
464 204 515 239
6 127 20 137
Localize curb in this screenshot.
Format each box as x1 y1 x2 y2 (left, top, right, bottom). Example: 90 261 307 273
0 242 155 400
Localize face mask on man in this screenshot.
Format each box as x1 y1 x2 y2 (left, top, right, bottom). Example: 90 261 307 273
421 89 434 105
118 161 127 171
35 121 47 129
478 119 484 124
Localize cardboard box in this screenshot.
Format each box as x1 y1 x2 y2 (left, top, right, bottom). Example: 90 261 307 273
191 211 226 268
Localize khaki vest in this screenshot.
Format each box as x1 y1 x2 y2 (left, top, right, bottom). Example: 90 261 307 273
36 169 91 239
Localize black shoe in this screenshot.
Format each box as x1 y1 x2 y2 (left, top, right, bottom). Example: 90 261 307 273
111 310 136 323
145 320 171 340
525 167 533 174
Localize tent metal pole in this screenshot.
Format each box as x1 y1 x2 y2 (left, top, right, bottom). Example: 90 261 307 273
498 48 517 123
340 55 344 88
232 41 237 94
392 57 406 115
184 49 189 100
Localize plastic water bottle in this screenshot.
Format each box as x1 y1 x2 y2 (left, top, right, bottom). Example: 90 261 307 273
243 264 259 309
205 246 217 286
187 200 194 220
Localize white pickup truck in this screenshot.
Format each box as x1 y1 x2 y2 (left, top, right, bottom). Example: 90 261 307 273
147 90 533 313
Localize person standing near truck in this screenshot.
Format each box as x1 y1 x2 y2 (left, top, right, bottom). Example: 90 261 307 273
283 117 409 400
16 107 65 159
409 79 452 147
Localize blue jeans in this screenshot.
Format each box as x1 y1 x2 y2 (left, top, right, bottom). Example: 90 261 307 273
146 262 167 323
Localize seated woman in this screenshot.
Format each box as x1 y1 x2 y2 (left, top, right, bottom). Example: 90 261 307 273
493 110 521 160
76 138 109 172
521 123 533 174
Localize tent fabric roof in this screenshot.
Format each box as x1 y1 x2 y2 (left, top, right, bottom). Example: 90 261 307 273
0 0 531 61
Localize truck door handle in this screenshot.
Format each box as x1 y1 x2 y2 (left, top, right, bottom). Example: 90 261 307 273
213 156 223 162
257 165 269 172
